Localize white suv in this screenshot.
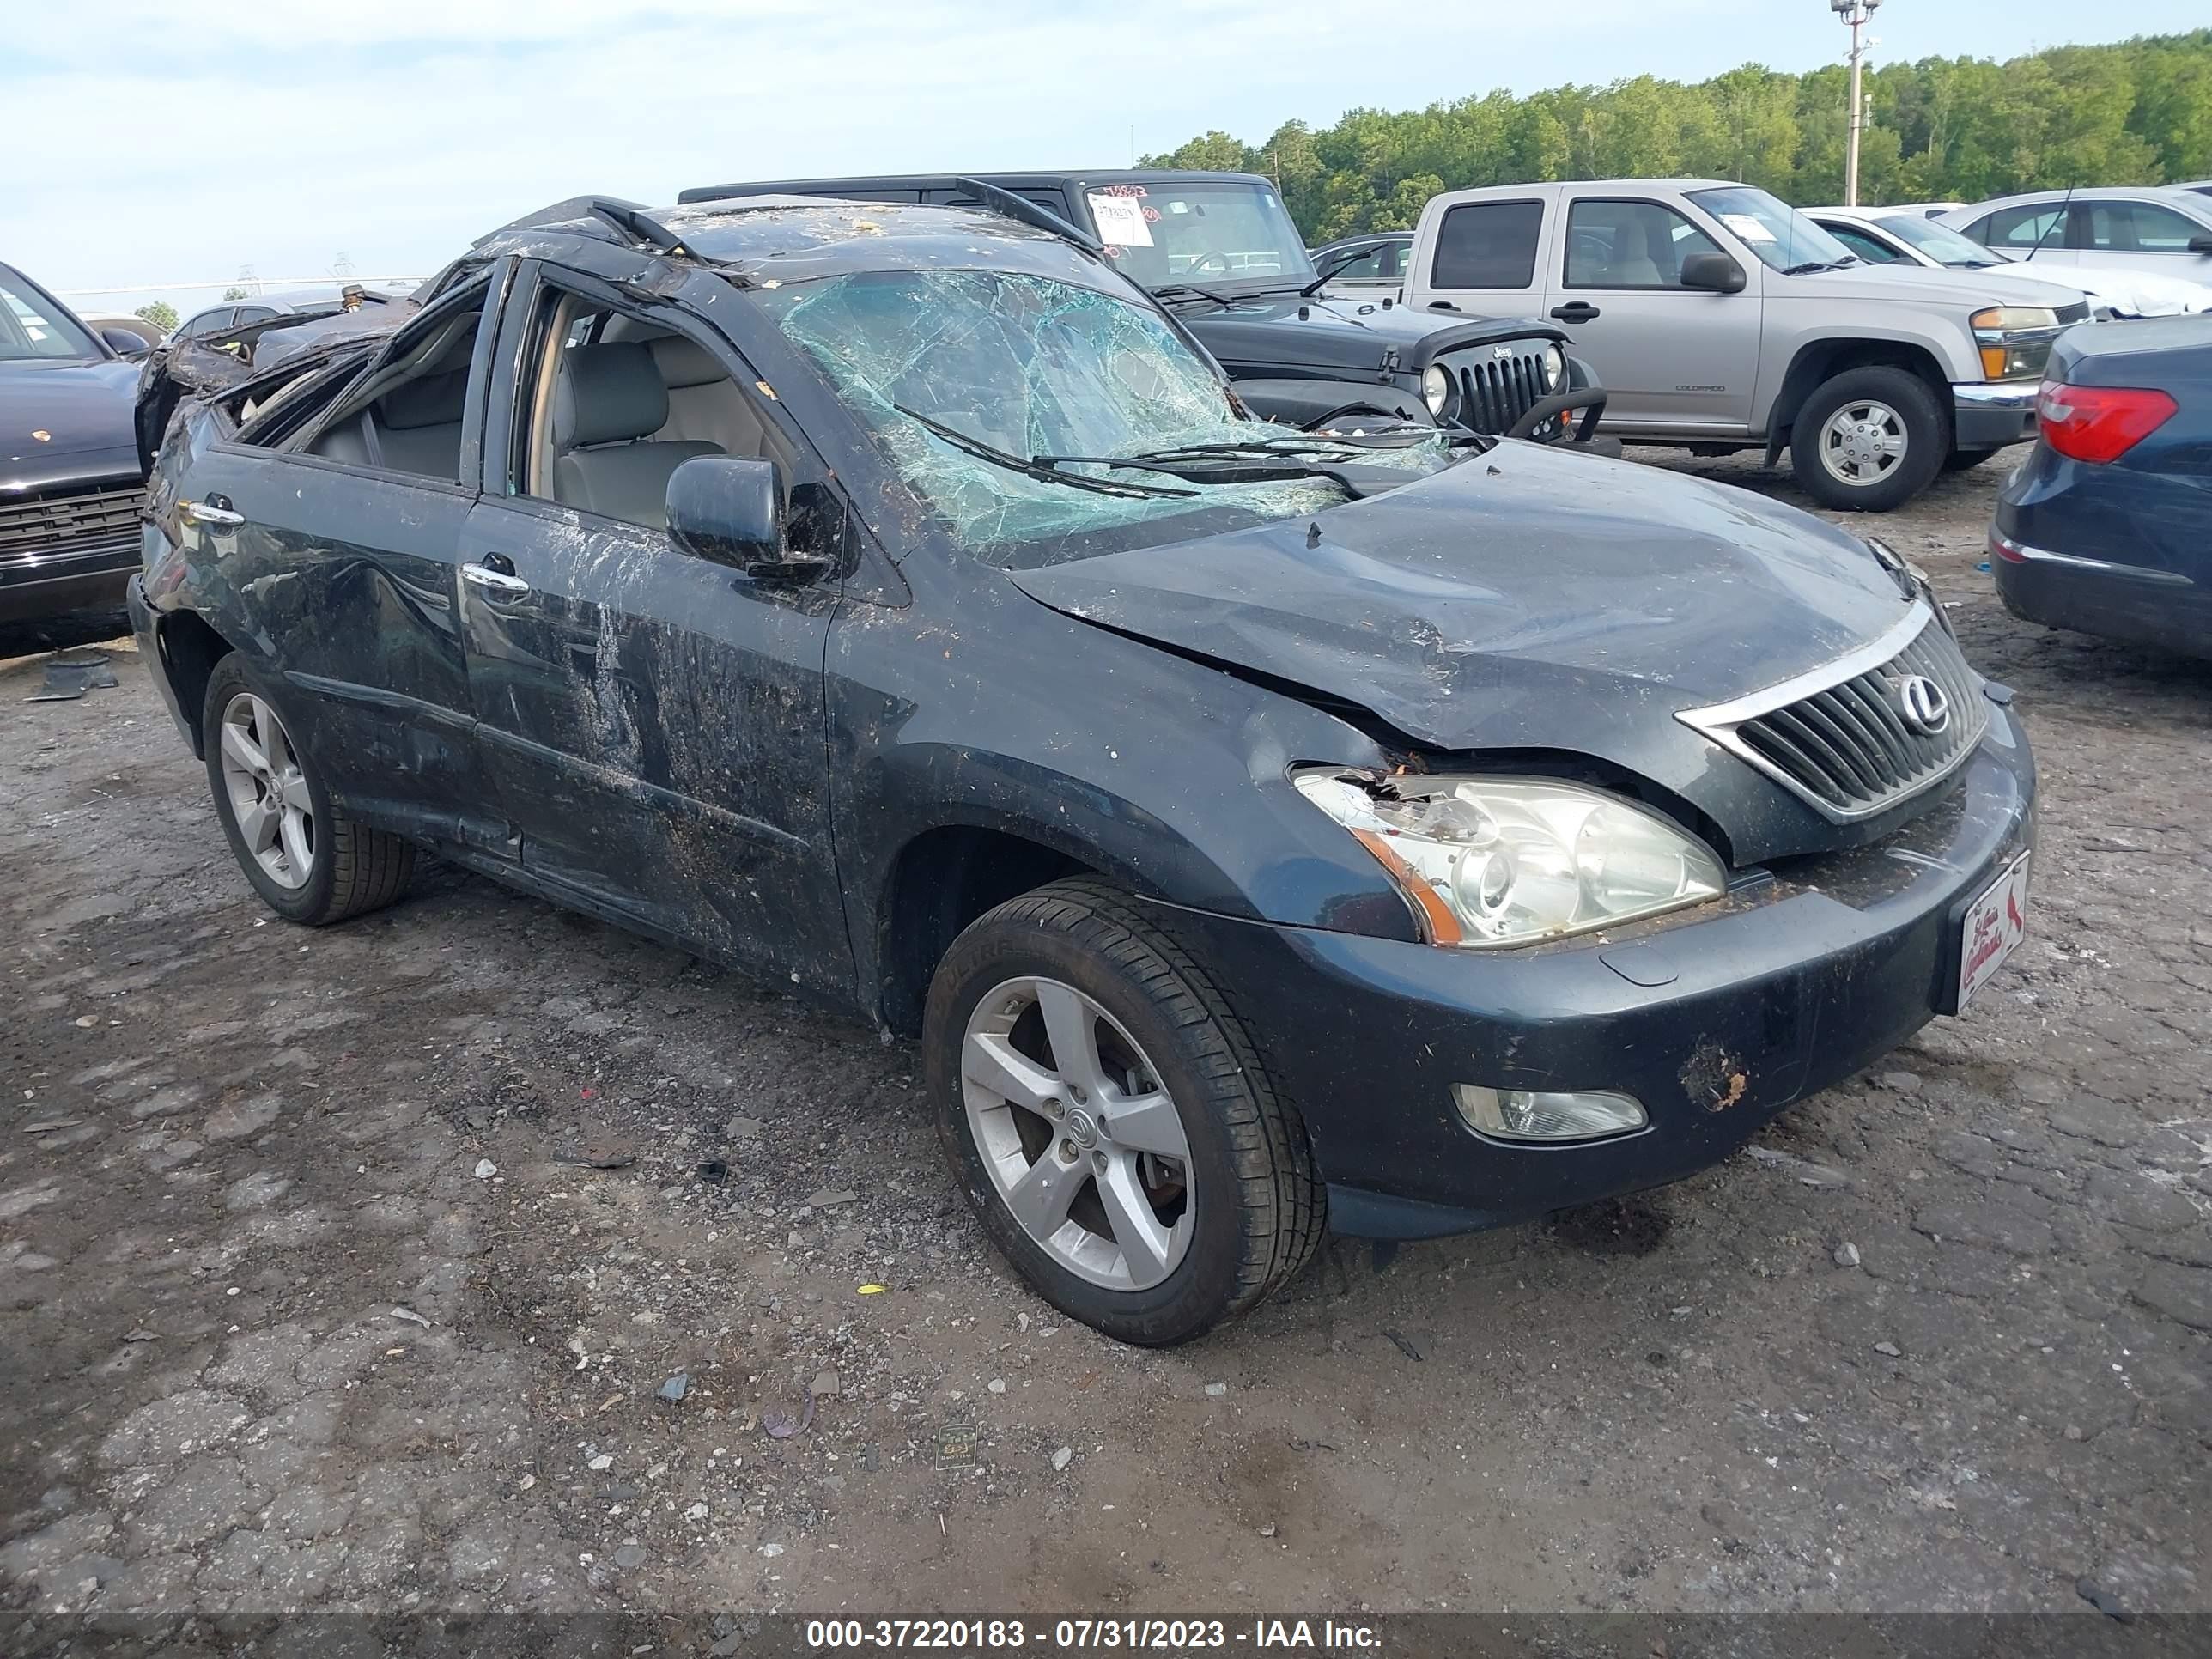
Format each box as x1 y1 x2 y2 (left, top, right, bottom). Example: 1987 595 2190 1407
1403 179 2090 510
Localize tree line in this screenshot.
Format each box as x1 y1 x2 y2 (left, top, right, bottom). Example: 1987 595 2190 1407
1142 30 2212 242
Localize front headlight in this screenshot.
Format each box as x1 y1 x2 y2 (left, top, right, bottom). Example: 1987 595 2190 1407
1972 305 2063 380
1542 343 1566 391
1293 769 1727 948
1420 364 1451 416
1972 306 2061 332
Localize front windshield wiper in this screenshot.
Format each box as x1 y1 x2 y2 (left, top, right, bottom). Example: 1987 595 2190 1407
1150 283 1235 307
1035 431 1452 500
1035 425 1439 470
1038 449 1407 498
1781 259 1849 276
891 404 1195 499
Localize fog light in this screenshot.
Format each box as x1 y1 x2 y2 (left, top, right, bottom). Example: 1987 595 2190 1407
1453 1085 1647 1143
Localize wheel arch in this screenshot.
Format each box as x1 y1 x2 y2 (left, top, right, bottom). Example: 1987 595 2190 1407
154 609 237 759
873 823 1107 1037
1767 337 1955 461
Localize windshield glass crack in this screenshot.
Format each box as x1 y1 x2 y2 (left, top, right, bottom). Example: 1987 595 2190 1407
764 270 1447 565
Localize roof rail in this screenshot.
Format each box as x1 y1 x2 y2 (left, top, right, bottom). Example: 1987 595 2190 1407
952 178 1103 256
474 195 694 258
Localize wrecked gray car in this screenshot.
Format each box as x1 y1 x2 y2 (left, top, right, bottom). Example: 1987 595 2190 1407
131 191 2033 1345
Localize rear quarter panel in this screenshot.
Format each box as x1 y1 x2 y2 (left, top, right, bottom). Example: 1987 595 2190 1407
2001 327 2212 575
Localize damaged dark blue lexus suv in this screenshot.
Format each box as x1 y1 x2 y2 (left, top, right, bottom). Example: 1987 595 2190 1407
131 190 2035 1345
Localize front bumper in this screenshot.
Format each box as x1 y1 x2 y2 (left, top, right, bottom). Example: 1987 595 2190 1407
1157 703 2036 1238
1952 381 2039 451
0 561 132 625
0 469 148 624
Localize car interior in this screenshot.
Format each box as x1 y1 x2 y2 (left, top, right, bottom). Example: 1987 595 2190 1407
517 299 770 530
306 296 485 482
298 289 769 531
1566 203 1721 288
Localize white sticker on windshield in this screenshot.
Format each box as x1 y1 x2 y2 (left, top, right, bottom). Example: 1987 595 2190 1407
1720 213 1778 244
1088 193 1155 247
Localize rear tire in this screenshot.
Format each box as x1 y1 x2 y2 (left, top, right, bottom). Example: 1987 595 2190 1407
924 878 1323 1346
1791 366 1948 512
201 655 415 926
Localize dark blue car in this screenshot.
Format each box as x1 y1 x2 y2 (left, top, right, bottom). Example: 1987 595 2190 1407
1991 315 2212 659
1 262 149 624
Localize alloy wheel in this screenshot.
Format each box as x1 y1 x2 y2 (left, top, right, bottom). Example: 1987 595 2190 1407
961 976 1194 1291
1817 399 1908 488
217 692 315 890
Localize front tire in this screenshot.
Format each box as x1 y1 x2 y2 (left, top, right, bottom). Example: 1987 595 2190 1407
201 655 415 925
1791 366 1948 512
923 878 1323 1346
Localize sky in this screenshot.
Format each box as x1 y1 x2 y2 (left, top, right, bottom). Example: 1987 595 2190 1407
5 0 2205 323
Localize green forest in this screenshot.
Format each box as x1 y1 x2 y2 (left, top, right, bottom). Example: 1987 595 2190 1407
1141 30 2212 242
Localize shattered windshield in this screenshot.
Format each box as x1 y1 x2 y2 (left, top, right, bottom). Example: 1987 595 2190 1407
761 269 1444 568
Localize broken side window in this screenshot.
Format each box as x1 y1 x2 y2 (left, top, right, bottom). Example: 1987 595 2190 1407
295 284 491 483
232 356 369 447
757 270 1443 566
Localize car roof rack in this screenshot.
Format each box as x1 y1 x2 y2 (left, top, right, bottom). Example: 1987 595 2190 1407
476 195 694 258
952 177 1103 256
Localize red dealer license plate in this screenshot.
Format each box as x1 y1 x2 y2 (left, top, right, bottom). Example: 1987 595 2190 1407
1957 852 2031 1011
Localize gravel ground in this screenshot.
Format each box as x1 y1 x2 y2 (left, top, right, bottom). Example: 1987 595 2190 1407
2 451 2207 1623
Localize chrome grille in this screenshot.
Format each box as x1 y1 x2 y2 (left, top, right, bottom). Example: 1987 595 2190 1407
1444 341 1551 436
1678 605 1986 823
0 481 147 567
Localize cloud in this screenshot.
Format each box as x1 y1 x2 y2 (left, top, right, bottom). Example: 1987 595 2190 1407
6 0 2202 313
8 0 1489 300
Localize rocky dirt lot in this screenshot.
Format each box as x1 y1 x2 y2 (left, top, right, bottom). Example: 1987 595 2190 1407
2 453 2208 1628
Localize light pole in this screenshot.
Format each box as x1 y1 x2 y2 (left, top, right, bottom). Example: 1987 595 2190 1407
1831 0 1882 207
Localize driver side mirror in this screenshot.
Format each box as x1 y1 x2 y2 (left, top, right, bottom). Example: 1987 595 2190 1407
100 327 152 358
666 456 829 585
1680 253 1748 294
2189 234 2212 255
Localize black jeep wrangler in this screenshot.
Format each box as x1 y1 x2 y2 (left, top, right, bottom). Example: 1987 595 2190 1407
678 170 1607 446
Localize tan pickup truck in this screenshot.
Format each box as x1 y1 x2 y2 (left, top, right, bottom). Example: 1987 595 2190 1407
1402 179 2088 510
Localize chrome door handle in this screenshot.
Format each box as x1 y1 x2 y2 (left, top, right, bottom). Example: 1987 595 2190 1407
461 562 532 595
181 501 245 526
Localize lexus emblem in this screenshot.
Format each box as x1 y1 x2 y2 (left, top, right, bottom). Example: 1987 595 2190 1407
1897 675 1950 735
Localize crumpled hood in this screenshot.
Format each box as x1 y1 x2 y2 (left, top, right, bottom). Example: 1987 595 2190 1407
0 356 141 465
1011 441 1922 860
1183 289 1559 376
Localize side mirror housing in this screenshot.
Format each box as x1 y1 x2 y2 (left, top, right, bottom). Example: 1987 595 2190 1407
100 327 151 357
665 456 828 583
2189 234 2212 255
1680 252 1748 294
